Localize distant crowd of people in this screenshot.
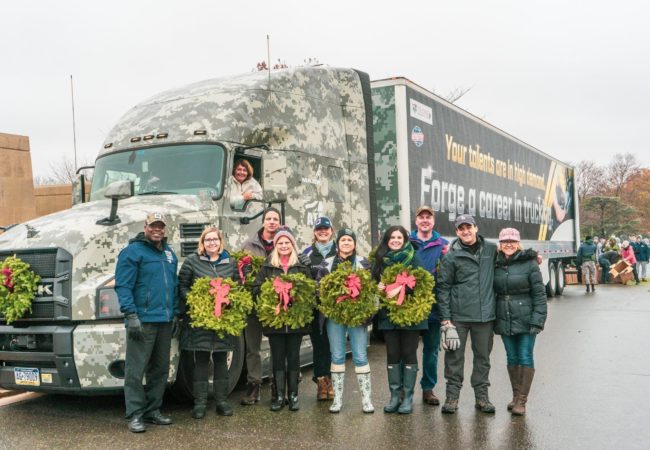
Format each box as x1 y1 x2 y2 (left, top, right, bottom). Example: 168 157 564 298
577 235 649 290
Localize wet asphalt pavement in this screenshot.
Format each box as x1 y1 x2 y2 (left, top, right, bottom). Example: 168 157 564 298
2 283 650 450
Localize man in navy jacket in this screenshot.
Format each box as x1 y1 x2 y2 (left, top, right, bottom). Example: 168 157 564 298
115 212 179 433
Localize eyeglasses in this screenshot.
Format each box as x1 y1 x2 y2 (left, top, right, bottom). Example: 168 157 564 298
204 238 220 243
500 241 518 246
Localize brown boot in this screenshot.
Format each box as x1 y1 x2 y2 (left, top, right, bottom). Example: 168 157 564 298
240 382 260 406
422 390 440 405
326 376 335 399
316 376 329 401
512 367 535 416
506 365 521 411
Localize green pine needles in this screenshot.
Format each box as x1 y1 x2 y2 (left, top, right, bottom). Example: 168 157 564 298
318 262 378 327
0 256 40 324
186 277 253 338
379 263 435 327
257 273 316 330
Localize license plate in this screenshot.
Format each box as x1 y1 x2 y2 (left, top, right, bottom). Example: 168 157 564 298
14 368 40 387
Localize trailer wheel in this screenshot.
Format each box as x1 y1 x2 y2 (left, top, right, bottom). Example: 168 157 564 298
546 263 557 297
555 261 565 296
170 335 245 403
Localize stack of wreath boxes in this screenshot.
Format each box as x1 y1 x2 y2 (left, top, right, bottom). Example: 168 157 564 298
565 260 634 285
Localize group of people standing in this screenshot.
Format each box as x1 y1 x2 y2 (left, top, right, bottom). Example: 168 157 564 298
114 204 547 433
578 235 649 289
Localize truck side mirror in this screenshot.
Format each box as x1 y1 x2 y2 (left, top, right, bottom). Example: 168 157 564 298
262 152 288 203
96 180 134 226
72 174 86 205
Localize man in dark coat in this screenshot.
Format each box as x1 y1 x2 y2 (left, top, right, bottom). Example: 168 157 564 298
437 214 497 414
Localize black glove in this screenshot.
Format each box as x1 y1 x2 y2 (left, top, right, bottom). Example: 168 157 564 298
298 253 311 266
125 313 144 342
530 325 543 335
171 316 182 339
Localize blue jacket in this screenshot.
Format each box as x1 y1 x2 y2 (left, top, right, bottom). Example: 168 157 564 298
115 232 179 323
410 230 449 322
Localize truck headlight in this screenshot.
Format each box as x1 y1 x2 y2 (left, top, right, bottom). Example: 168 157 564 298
96 279 123 319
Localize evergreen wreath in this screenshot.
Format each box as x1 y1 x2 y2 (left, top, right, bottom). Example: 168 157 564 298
257 273 316 330
185 277 253 338
318 261 378 327
0 256 41 324
379 263 435 327
231 251 264 291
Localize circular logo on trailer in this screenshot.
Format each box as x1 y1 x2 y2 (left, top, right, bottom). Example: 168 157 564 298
411 126 424 147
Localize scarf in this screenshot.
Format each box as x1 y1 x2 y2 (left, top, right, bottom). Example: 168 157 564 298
315 241 335 259
383 242 415 267
331 251 357 273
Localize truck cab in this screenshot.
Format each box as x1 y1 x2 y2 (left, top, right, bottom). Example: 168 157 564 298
0 66 376 395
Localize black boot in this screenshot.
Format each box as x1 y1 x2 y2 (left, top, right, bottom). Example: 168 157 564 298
270 371 286 411
586 284 590 293
214 379 233 416
288 371 300 411
192 381 209 419
384 364 402 413
591 284 595 292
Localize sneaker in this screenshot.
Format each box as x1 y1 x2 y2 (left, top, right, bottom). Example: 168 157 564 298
475 398 496 413
441 398 458 414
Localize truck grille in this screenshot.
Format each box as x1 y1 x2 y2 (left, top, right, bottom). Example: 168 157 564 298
181 242 199 257
0 248 73 322
180 222 208 257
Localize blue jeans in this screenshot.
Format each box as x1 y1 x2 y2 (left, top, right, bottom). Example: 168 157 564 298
420 322 441 390
326 320 369 368
501 333 537 368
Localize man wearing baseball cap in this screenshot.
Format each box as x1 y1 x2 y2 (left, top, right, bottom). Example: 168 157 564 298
409 206 448 406
115 212 180 432
437 214 497 414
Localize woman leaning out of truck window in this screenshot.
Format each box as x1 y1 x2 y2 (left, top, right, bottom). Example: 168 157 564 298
301 216 337 401
316 228 374 414
493 227 547 416
252 229 312 412
230 158 263 209
178 226 240 419
372 225 428 415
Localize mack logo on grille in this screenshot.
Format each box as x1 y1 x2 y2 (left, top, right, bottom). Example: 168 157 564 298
36 283 54 296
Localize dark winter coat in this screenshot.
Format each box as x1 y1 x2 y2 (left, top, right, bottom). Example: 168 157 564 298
576 239 597 265
178 251 240 352
493 249 547 335
374 254 429 331
115 233 178 323
252 260 312 335
409 230 449 322
241 229 274 257
437 235 497 323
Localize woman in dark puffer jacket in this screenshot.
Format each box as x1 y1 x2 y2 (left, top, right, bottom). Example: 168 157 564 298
493 228 547 416
178 227 240 419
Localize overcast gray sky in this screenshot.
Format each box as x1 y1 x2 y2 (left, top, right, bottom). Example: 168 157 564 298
2 0 649 177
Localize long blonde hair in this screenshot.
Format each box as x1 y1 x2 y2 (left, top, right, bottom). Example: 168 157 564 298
269 238 299 267
197 227 225 255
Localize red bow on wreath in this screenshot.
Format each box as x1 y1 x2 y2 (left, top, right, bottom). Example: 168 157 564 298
273 278 293 315
1 267 14 292
237 255 253 284
385 272 416 306
336 274 361 303
209 278 231 317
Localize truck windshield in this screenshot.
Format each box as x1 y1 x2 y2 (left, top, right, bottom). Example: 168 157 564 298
90 144 225 201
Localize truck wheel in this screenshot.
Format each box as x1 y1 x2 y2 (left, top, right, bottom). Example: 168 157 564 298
170 335 245 403
546 263 557 297
555 261 565 296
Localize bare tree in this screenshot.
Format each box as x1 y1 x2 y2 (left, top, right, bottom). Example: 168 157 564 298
33 156 93 185
607 153 641 197
575 160 606 203
445 86 473 103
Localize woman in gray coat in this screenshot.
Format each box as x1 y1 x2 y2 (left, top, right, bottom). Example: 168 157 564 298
493 228 547 416
178 226 240 419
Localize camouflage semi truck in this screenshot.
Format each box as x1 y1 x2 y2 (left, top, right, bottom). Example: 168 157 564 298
0 66 577 396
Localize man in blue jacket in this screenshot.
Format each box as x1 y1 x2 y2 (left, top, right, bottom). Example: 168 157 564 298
409 206 448 406
115 212 179 433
